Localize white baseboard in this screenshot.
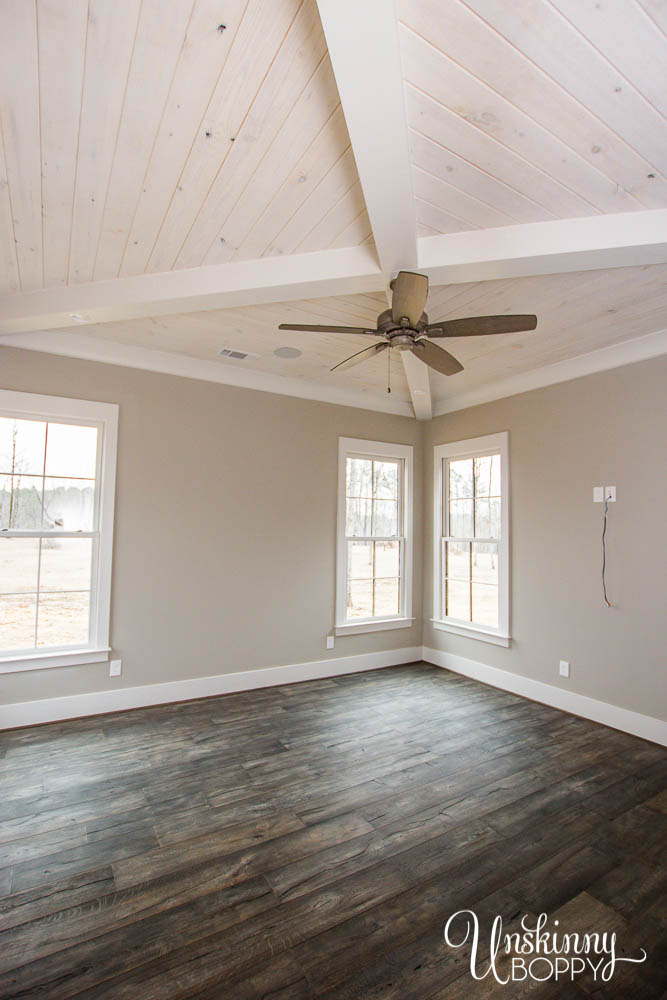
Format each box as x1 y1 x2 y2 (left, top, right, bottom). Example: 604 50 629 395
0 646 422 730
423 646 667 747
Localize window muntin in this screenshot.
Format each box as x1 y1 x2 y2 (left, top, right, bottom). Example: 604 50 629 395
345 455 403 620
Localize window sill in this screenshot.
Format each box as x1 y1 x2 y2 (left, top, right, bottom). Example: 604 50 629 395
0 648 111 674
430 620 511 648
335 617 415 636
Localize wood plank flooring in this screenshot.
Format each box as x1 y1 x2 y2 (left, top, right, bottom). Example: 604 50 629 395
0 663 665 998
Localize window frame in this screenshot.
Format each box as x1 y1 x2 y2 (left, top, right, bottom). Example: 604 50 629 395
433 432 510 647
336 437 414 636
0 390 118 673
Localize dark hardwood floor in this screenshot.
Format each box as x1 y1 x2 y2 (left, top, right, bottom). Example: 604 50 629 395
0 663 665 999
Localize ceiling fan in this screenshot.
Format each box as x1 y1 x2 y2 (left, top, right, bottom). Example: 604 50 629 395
279 271 537 377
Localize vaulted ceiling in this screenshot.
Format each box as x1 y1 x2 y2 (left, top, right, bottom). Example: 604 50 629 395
1 0 666 418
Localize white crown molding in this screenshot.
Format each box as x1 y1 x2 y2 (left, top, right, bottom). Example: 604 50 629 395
423 647 667 746
0 646 422 729
0 331 414 417
432 328 667 417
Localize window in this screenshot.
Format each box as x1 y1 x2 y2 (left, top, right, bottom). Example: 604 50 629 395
0 390 118 672
433 432 510 646
336 437 413 635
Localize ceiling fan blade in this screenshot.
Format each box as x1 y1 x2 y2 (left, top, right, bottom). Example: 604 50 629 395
411 339 463 376
391 271 429 326
278 323 379 335
330 342 389 373
425 314 537 337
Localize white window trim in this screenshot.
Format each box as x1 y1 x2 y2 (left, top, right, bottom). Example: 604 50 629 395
433 431 510 647
336 437 414 636
0 390 118 673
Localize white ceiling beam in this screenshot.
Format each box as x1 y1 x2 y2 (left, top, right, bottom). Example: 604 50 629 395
0 245 383 335
2 212 665 339
317 0 424 414
400 349 432 421
316 0 417 275
418 210 667 286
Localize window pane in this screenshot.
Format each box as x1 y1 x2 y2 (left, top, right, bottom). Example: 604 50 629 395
446 540 470 580
346 458 372 498
446 579 470 621
0 418 46 476
472 542 498 585
348 540 372 580
0 538 40 594
346 497 372 537
42 478 95 530
44 423 98 479
0 474 43 530
474 455 494 497
374 540 399 577
0 595 37 650
373 460 399 500
489 454 501 496
449 458 473 499
37 592 90 647
373 499 398 537
472 583 498 628
449 498 474 538
475 497 500 539
374 578 399 616
347 579 372 619
39 538 93 592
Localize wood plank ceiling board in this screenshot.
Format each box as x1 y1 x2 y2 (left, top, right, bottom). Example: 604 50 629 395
34 264 661 408
399 0 667 236
37 0 88 288
91 0 199 282
77 293 411 401
637 0 667 34
67 0 143 284
0 0 367 292
456 0 667 176
118 0 251 278
423 262 667 402
0 0 43 291
157 0 365 272
0 126 20 294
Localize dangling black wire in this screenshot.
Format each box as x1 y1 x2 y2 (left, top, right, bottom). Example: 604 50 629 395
387 345 391 394
602 497 611 608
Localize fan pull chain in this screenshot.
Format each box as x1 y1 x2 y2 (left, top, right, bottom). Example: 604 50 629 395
387 346 391 394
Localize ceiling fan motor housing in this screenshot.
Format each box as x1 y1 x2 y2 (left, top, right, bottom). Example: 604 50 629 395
376 307 428 349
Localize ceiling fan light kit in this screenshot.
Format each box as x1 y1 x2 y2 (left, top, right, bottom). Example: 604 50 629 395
278 271 537 376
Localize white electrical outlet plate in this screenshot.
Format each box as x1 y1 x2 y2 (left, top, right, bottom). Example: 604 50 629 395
109 659 122 677
605 486 616 502
559 660 570 678
326 636 335 649
593 487 604 503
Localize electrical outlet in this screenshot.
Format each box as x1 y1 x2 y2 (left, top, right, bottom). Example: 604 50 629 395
326 636 335 649
605 486 616 502
109 659 122 677
559 660 570 678
593 487 604 503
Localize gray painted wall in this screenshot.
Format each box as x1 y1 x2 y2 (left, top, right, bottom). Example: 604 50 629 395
423 356 667 721
1 346 665 722
0 346 422 705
